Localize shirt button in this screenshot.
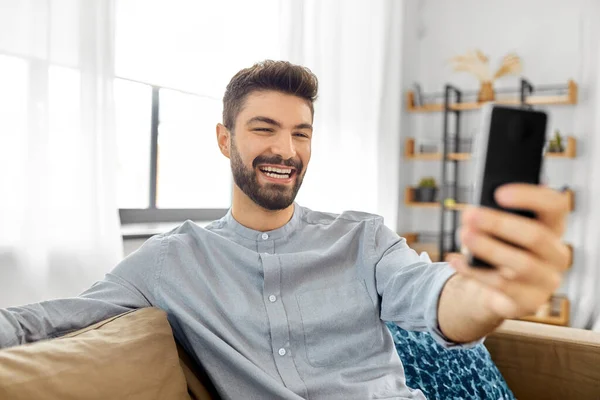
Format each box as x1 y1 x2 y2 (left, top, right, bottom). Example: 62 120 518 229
262 233 269 240
268 295 277 303
278 348 286 356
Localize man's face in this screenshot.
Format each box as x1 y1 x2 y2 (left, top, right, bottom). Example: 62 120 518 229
227 91 313 211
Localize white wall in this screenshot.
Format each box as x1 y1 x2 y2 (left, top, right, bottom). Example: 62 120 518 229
400 0 599 328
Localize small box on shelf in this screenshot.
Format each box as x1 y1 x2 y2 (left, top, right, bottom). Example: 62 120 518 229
404 138 442 160
404 138 473 161
517 294 570 326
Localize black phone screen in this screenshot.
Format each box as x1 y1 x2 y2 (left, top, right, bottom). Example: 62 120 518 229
470 106 547 268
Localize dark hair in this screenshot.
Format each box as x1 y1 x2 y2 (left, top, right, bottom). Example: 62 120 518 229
222 60 318 131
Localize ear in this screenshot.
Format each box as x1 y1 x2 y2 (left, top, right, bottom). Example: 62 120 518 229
216 123 231 159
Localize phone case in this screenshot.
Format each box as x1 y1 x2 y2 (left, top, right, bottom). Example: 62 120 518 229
466 104 548 268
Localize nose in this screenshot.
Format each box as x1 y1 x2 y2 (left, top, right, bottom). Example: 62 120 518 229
271 132 297 160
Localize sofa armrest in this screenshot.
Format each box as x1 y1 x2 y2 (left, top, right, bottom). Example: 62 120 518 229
485 319 600 400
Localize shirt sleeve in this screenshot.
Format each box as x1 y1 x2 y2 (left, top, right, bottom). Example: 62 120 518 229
371 219 482 349
0 234 167 349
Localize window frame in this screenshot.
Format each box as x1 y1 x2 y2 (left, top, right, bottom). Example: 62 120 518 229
118 81 229 226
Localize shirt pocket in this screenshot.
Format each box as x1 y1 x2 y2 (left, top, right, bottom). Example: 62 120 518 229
296 280 382 367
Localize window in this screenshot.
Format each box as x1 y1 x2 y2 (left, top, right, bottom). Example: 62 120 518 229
157 89 229 209
115 0 281 223
0 55 28 247
114 79 152 209
0 1 282 226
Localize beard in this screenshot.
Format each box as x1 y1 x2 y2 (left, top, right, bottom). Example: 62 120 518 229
230 141 305 211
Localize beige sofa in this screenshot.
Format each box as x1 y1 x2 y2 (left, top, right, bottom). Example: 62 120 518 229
0 307 598 400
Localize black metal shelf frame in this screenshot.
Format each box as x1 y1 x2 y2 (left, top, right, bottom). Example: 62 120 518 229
436 78 535 259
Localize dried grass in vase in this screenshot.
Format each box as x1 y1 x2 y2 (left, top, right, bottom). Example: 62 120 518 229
449 50 522 102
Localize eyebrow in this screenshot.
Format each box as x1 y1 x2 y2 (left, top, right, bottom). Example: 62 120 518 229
246 116 313 130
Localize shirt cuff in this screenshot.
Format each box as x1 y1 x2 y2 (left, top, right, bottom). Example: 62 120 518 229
424 263 485 349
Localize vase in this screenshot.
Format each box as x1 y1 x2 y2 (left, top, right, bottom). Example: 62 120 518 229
478 81 495 102
415 187 438 203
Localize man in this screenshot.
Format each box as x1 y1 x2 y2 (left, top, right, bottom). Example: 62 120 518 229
0 61 570 399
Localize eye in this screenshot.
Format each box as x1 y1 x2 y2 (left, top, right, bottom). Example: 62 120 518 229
253 128 273 132
294 132 310 139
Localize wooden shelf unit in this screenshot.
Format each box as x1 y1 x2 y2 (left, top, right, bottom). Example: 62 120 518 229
404 137 577 161
404 184 575 212
405 186 574 212
403 80 576 328
404 138 472 161
407 80 577 113
402 237 574 269
404 187 468 211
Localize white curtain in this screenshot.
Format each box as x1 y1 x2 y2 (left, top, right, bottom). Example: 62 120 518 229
279 0 405 230
0 0 122 307
568 0 600 330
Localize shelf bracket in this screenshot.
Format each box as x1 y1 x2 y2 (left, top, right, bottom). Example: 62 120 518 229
520 78 534 108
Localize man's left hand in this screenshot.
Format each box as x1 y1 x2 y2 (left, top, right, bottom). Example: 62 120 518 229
448 183 571 320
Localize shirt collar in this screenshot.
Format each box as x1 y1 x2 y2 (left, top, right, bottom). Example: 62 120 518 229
223 202 302 241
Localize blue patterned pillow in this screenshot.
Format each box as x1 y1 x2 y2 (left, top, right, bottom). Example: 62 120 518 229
386 323 515 400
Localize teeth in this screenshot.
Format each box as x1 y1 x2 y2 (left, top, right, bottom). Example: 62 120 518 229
264 172 290 179
261 166 292 174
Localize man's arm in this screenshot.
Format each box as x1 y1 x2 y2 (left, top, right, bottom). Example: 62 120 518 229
0 235 166 349
372 220 478 348
437 274 503 344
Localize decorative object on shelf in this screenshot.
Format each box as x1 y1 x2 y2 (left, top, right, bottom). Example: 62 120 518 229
446 136 473 153
547 129 565 153
415 177 438 202
449 50 522 103
417 137 440 154
545 135 577 158
444 198 456 208
412 83 424 107
441 184 472 205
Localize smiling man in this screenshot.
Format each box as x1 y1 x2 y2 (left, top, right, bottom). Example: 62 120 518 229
0 61 571 399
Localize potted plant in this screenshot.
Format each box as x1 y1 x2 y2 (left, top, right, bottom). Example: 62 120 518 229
415 177 438 202
547 130 565 153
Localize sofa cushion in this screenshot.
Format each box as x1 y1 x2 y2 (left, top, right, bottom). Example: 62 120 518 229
386 323 515 400
0 307 191 400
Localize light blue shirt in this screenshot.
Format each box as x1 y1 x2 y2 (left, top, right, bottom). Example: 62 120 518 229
0 204 473 399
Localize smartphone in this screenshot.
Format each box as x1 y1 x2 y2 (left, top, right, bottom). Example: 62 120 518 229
466 104 548 268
